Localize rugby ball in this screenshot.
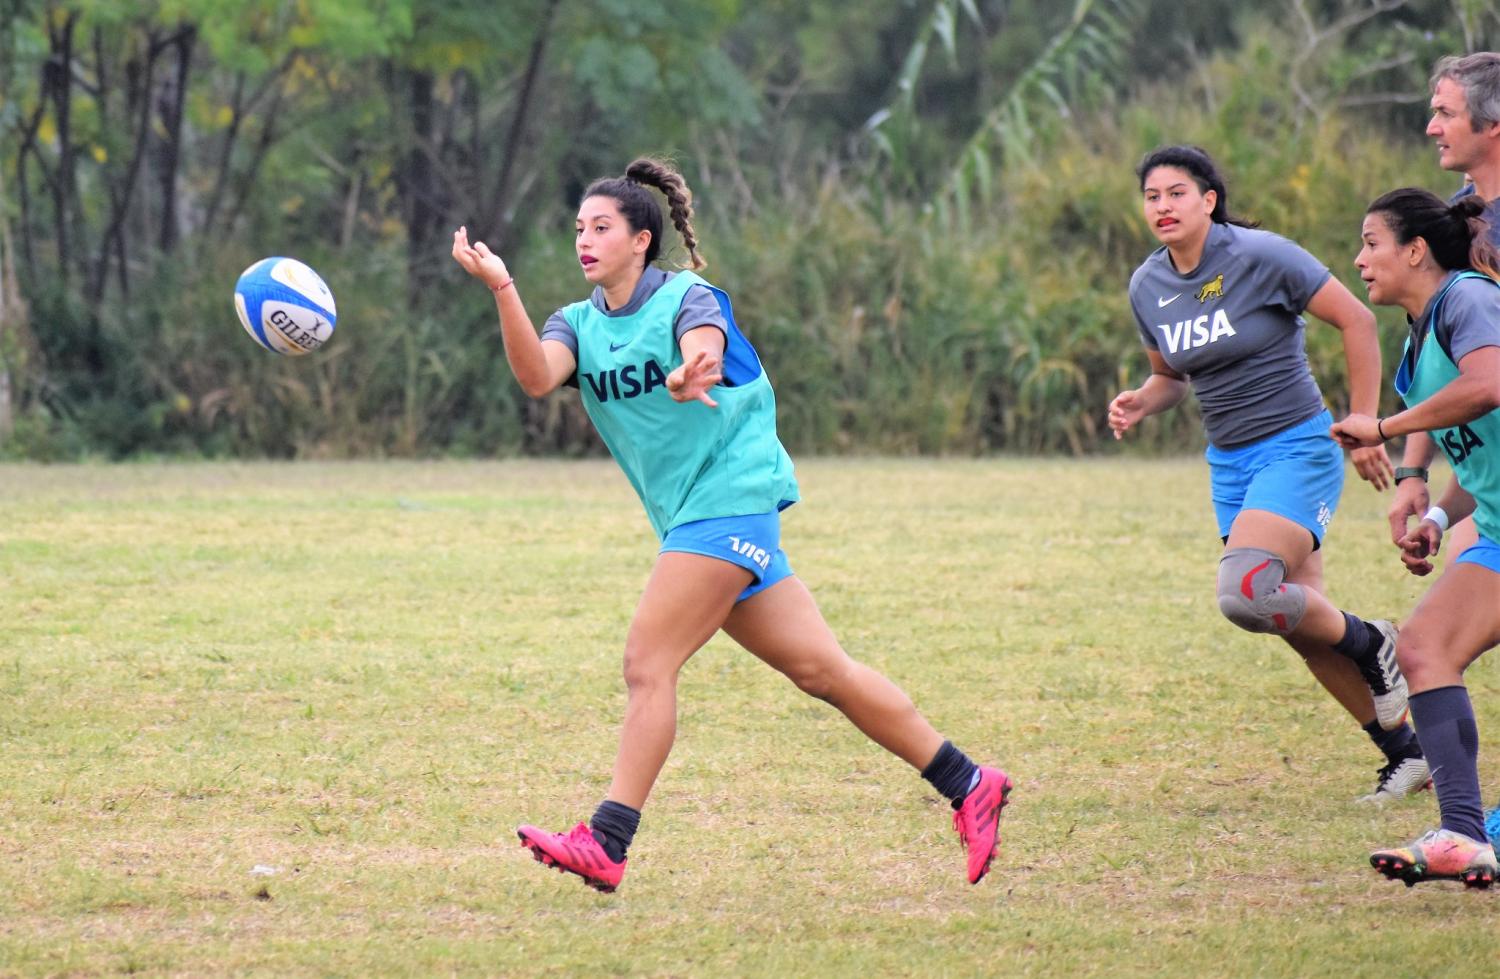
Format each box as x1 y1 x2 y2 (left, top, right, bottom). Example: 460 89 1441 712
234 257 337 355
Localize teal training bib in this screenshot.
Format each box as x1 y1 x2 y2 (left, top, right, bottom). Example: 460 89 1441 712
1395 271 1500 541
561 271 798 538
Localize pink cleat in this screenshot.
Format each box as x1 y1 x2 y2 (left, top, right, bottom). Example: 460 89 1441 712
1370 828 1497 889
951 766 1013 884
518 822 626 893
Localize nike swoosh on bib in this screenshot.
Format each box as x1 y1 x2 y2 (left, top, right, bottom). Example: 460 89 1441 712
609 340 630 352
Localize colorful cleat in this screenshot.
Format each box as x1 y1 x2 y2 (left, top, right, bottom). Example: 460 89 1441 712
1370 828 1498 889
952 765 1013 884
517 822 626 893
1355 755 1431 805
1358 620 1409 730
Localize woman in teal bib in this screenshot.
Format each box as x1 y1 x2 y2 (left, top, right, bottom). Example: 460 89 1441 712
1332 188 1500 888
451 158 1010 893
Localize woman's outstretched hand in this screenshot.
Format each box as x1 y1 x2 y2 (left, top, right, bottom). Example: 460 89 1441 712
451 226 511 290
666 350 723 407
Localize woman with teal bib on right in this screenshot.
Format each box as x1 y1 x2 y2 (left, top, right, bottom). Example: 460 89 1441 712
1332 187 1500 889
450 158 1010 894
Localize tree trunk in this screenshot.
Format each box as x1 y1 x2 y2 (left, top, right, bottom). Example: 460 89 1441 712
46 12 79 286
0 163 33 443
395 66 441 301
88 28 161 305
156 26 196 254
222 84 287 235
202 72 248 240
488 0 562 248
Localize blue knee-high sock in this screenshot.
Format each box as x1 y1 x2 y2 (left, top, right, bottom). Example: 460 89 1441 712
1408 685 1485 842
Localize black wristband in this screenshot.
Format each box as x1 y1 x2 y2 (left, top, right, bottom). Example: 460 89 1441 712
1376 417 1388 441
1394 466 1429 484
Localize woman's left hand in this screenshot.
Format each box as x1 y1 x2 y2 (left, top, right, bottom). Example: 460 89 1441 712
1350 444 1394 490
1397 520 1443 576
1330 413 1384 449
666 350 723 407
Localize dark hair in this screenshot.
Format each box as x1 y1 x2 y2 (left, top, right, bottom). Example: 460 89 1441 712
579 158 704 270
1135 145 1258 228
1366 187 1500 278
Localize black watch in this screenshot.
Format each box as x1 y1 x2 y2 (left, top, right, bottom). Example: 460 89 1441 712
1393 466 1429 484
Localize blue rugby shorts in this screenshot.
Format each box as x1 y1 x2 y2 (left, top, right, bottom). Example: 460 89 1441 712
1455 533 1500 575
1206 409 1344 545
660 511 794 603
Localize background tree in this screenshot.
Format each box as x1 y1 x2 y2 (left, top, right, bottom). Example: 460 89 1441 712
0 0 1485 458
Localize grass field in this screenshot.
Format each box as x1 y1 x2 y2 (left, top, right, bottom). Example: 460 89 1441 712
1 458 1497 976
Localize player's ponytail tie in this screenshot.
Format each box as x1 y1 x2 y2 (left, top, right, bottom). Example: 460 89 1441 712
1450 195 1488 222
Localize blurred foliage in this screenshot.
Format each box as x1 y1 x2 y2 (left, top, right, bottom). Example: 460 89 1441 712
1 0 1497 458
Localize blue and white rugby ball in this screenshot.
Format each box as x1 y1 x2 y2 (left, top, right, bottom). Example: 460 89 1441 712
234 257 337 355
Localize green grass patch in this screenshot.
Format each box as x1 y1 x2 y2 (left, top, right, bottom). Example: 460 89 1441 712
1 459 1496 975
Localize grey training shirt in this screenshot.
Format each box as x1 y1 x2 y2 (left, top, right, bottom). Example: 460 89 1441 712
1128 222 1332 448
1411 270 1500 366
542 267 726 377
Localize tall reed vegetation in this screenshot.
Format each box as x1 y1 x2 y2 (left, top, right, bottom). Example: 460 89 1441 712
0 18 1449 459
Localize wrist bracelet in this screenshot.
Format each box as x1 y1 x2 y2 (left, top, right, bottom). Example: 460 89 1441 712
1393 466 1429 484
492 277 515 293
1423 505 1450 532
1376 417 1388 441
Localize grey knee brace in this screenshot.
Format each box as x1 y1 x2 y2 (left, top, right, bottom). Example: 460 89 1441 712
1217 547 1306 635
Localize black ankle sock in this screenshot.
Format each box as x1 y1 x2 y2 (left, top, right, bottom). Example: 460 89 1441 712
1332 611 1381 662
921 740 979 809
1363 719 1419 762
589 800 640 864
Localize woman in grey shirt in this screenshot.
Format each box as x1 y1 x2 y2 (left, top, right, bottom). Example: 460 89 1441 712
1109 145 1422 803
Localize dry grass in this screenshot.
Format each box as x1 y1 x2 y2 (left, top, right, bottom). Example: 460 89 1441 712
0 458 1496 976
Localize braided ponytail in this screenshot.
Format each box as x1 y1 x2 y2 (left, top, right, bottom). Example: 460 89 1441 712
579 158 706 271
625 158 705 270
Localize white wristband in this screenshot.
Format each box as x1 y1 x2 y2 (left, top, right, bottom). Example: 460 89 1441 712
1423 505 1450 532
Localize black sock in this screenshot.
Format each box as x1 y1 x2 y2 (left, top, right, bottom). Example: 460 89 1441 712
1331 611 1381 662
589 800 640 864
1363 719 1419 762
1408 686 1486 842
921 740 979 809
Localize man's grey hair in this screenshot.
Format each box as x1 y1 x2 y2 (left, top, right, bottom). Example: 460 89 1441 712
1432 52 1500 130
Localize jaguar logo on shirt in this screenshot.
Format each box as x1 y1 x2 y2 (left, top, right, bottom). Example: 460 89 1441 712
1196 274 1226 302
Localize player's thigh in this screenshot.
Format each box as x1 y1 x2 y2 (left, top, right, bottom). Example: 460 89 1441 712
1224 508 1317 576
1285 545 1325 594
625 551 751 677
1399 561 1500 680
722 576 850 684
